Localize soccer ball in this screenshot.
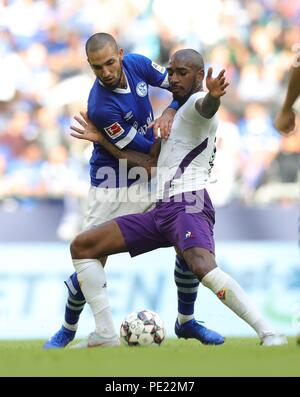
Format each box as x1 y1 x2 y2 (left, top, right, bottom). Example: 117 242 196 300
120 309 166 346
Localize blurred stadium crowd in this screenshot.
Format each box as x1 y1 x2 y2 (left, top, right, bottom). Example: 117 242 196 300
0 0 299 239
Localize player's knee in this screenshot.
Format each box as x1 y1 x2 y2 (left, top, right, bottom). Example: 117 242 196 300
187 258 203 278
70 234 87 259
184 249 215 280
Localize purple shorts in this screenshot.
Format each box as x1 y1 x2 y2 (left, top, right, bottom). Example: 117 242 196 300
115 189 215 257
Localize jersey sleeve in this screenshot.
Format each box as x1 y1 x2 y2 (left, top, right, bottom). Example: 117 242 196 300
181 92 218 125
168 99 180 110
131 54 169 88
89 108 153 154
187 92 208 118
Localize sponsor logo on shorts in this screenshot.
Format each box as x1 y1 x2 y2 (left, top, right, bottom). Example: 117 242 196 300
136 81 148 97
184 231 192 240
151 61 166 74
104 122 124 139
216 289 226 300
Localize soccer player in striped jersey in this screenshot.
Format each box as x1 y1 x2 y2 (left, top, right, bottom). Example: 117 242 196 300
69 48 287 347
44 34 223 349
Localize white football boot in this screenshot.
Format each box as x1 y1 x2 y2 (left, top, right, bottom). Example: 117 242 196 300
260 332 288 346
70 332 120 349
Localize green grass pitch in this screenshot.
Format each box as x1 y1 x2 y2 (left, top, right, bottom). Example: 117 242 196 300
0 338 299 377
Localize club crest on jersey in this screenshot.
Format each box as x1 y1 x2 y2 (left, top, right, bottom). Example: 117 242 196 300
136 81 148 97
151 61 166 74
184 231 192 240
104 122 124 139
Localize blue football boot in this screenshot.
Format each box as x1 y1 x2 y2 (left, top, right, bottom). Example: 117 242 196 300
43 326 75 349
175 319 225 345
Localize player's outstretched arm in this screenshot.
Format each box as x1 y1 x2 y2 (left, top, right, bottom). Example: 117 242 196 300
195 67 229 119
70 112 160 176
275 63 300 135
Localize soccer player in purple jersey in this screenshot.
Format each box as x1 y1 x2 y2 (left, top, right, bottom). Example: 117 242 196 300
44 34 223 348
68 48 287 347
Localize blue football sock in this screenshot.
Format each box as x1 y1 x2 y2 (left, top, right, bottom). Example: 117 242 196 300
63 272 86 331
174 256 199 321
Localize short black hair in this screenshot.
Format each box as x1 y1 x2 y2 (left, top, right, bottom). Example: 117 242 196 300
171 49 204 70
85 33 118 56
